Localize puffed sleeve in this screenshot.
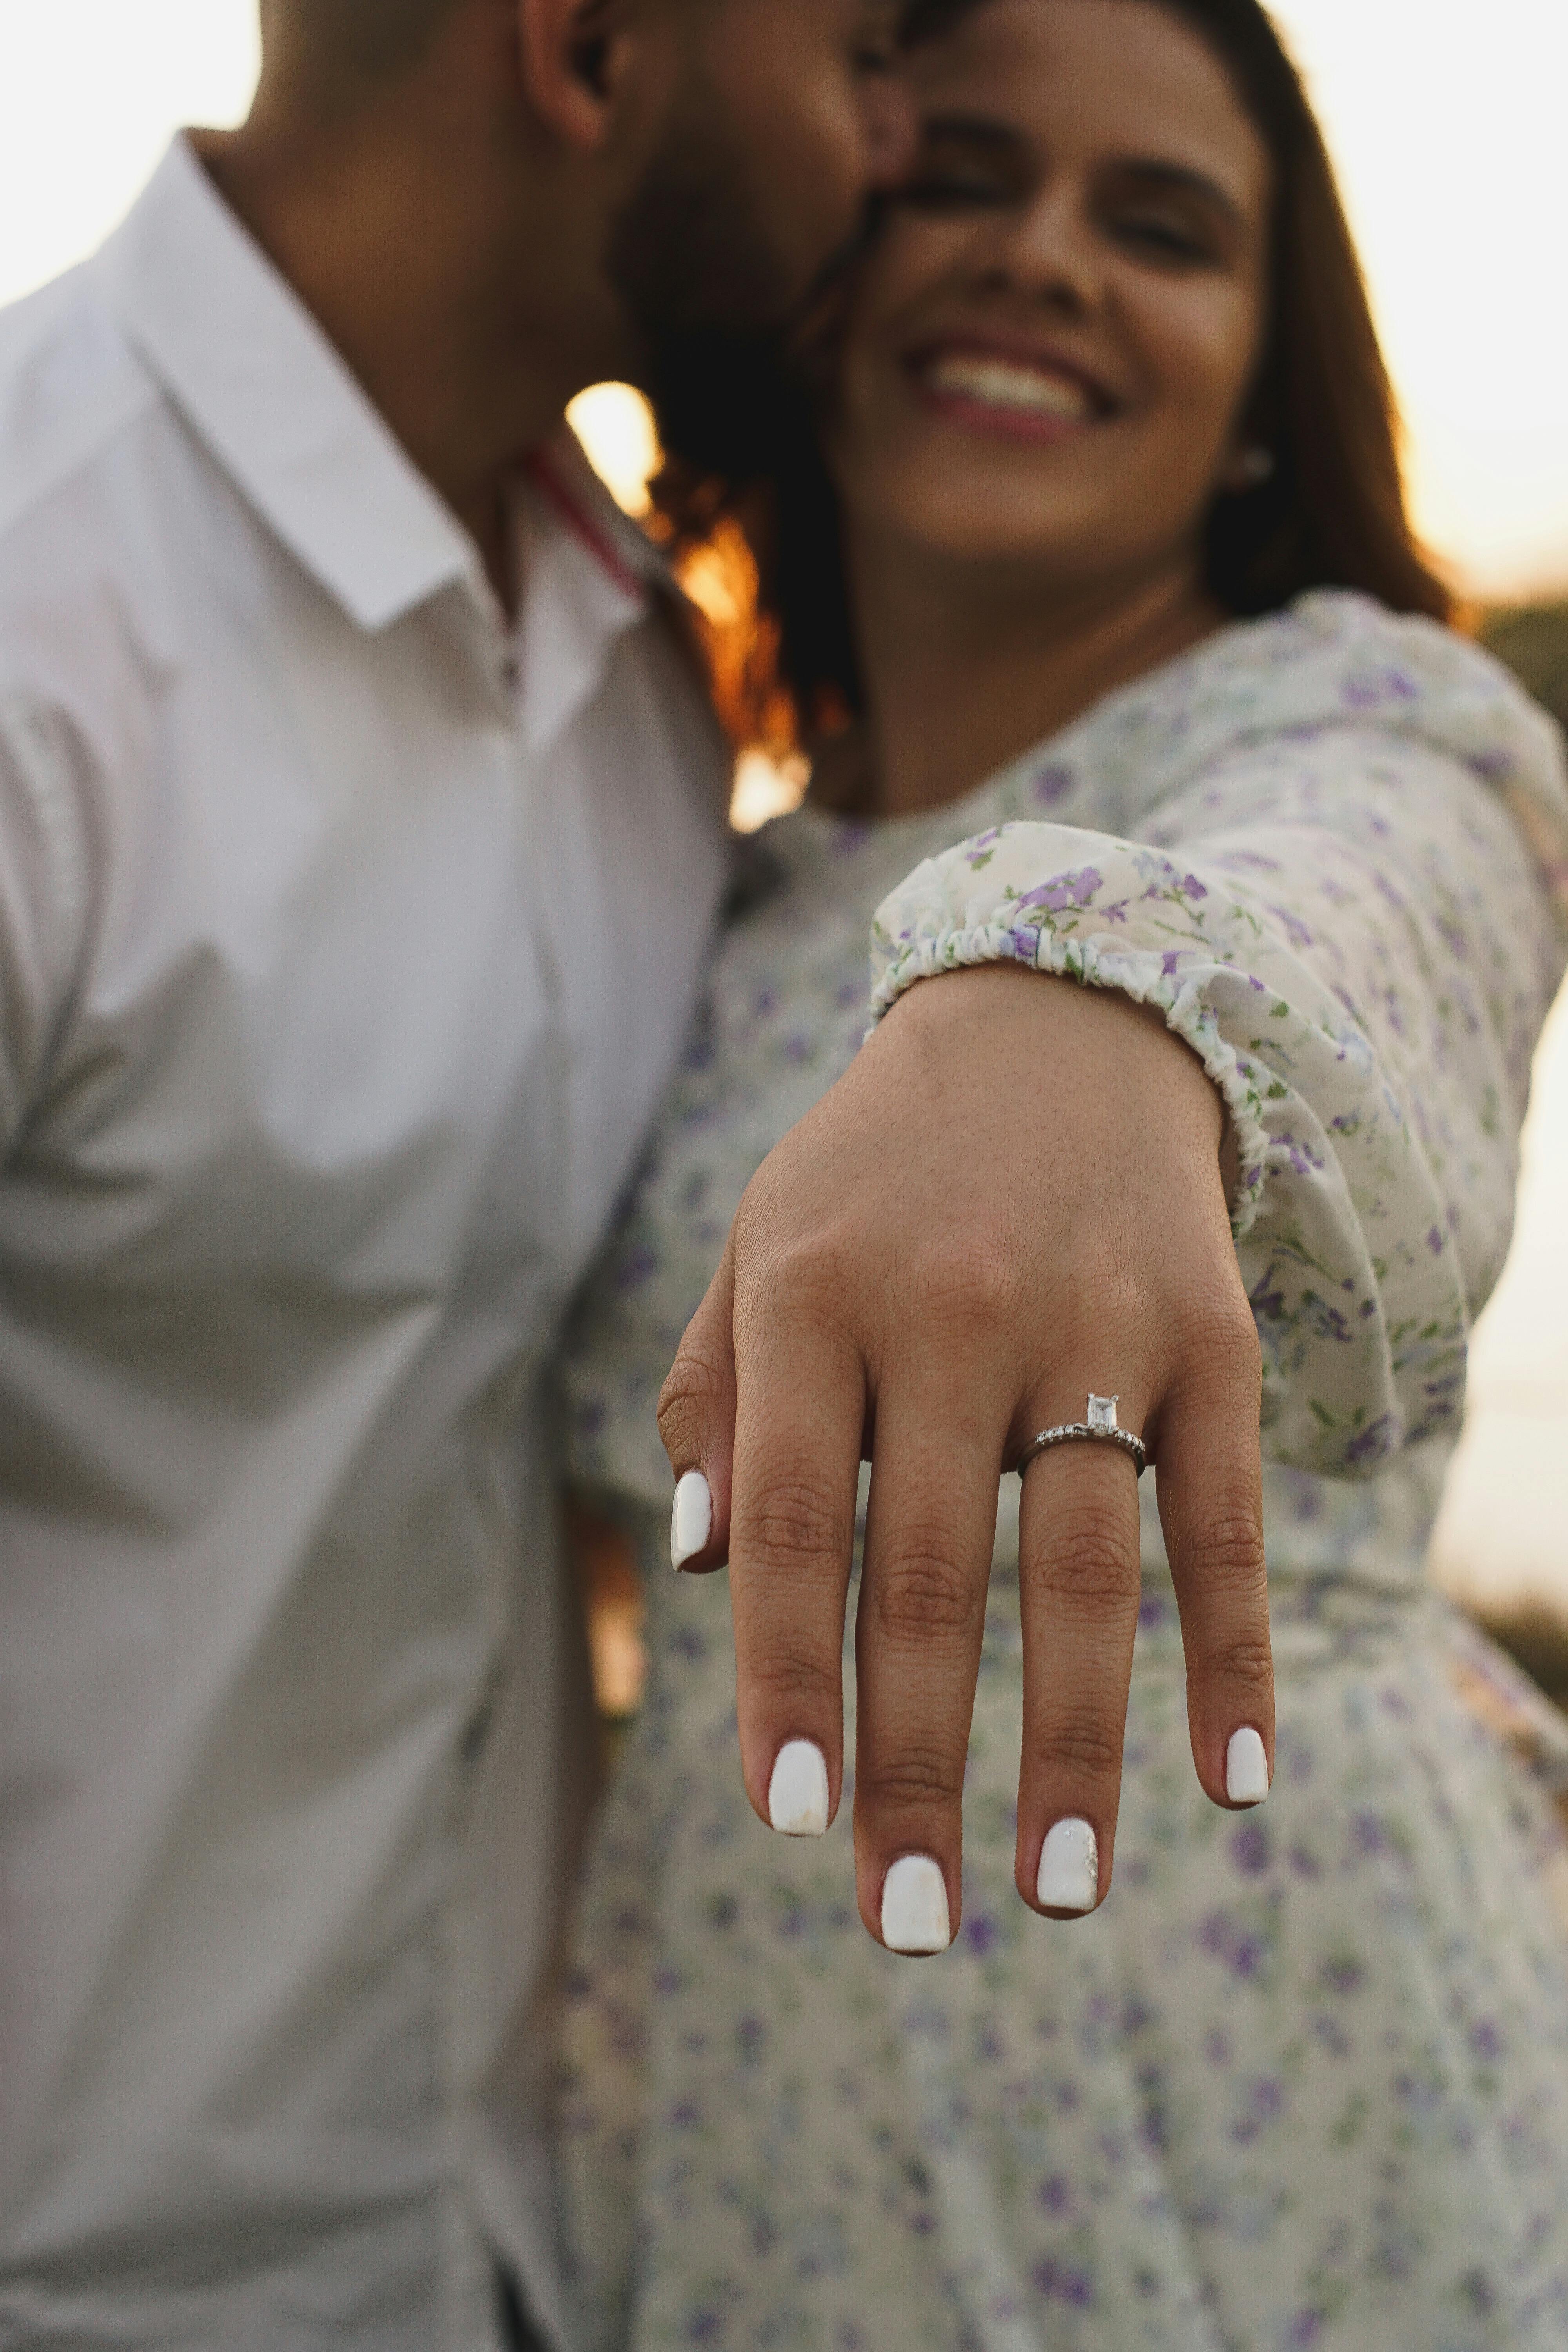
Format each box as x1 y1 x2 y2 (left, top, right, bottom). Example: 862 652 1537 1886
869 709 1568 1475
0 695 93 1151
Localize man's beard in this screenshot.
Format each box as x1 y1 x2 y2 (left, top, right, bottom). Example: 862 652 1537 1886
606 103 865 483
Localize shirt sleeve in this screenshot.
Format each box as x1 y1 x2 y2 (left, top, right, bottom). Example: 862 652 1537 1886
0 695 93 1152
868 728 1566 1475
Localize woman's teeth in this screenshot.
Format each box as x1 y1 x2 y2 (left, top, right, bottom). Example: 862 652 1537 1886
924 352 1093 421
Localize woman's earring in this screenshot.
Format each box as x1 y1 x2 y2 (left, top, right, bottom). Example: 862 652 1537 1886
1232 446 1276 490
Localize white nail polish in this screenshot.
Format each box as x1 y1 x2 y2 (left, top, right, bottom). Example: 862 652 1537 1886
1037 1818 1099 1914
768 1740 830 1837
1226 1727 1270 1806
670 1470 712 1570
880 1855 951 1954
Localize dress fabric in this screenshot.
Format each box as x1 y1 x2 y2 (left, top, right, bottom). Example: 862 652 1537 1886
559 597 1568 2350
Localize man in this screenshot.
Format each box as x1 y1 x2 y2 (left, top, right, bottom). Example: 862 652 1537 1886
0 2 1273 2343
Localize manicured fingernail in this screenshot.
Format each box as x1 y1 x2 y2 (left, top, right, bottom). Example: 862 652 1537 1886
670 1470 712 1570
768 1740 830 1837
1226 1727 1270 1806
880 1855 951 1954
1037 1818 1099 1914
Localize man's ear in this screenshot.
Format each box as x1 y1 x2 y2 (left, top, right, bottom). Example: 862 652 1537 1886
519 0 634 151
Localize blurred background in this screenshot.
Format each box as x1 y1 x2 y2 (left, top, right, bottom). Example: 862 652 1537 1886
2 0 1564 1693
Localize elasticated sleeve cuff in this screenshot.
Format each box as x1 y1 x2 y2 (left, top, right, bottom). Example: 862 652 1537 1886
867 791 1552 1478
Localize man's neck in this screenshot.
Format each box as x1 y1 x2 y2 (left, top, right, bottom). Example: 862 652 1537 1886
196 80 628 608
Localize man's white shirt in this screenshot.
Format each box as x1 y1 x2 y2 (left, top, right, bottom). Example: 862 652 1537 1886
0 138 729 2350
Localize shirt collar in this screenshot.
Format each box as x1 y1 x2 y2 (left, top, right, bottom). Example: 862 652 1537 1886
92 138 530 636
526 430 673 603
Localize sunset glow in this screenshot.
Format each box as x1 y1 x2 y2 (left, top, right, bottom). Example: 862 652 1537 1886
2 0 1565 600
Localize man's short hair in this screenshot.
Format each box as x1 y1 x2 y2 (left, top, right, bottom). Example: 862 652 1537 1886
263 0 983 111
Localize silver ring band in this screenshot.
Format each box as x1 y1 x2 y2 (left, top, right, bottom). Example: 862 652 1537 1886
1018 1394 1148 1481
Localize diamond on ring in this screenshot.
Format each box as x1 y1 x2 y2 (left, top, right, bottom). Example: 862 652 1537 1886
1017 1393 1148 1481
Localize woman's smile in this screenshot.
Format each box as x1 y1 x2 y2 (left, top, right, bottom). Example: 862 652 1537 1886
908 335 1118 441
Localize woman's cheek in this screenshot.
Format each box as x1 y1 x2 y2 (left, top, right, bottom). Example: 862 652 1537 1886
1174 297 1266 423
1130 267 1254 371
857 221 972 325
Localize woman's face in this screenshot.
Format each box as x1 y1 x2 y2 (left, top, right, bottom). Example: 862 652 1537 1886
831 0 1272 593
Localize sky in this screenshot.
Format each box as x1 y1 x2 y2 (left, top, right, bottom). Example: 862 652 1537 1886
1272 0 1568 602
0 0 1564 1614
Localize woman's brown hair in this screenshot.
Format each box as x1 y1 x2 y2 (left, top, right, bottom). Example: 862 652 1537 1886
648 0 1452 755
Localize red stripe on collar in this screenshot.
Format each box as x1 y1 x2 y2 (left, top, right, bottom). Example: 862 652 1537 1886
524 451 645 602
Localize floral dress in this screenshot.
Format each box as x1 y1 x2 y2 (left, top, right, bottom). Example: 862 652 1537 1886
558 595 1568 2352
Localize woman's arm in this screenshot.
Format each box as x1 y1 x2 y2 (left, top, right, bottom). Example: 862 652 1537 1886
652 626 1566 1952
869 727 1566 1474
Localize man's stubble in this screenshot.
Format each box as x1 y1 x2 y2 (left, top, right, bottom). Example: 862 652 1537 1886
606 82 864 481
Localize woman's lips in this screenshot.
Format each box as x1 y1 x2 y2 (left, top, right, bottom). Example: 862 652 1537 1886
909 344 1114 443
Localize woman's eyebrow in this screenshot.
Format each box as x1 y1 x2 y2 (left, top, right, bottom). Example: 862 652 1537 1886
916 111 1035 167
915 123 1249 230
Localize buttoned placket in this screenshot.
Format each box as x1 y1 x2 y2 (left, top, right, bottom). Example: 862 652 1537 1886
432 498 651 2352
413 564 542 2352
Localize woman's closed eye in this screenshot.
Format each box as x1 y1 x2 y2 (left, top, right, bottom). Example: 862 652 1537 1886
1105 206 1222 267
899 117 1031 212
1098 165 1245 270
903 163 1011 211
851 0 903 76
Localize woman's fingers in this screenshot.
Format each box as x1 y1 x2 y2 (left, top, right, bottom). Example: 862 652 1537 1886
656 1237 738 1574
1154 1312 1273 1808
1014 1420 1145 1917
720 1256 866 1844
851 1363 1007 1953
1014 1294 1267 1918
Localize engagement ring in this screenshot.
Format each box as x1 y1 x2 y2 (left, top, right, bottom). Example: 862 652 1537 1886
1018 1394 1148 1480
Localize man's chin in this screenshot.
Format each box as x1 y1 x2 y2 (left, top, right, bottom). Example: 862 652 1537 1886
630 225 862 484
634 323 810 483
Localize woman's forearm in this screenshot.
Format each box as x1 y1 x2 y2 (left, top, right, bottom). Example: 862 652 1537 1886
868 736 1564 1475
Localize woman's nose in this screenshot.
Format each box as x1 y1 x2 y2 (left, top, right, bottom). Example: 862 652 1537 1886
977 191 1103 314
861 73 919 192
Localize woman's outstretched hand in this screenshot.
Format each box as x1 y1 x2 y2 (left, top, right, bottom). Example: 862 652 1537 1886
657 963 1273 1953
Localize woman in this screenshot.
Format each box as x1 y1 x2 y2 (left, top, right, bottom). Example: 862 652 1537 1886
559 0 1568 2343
